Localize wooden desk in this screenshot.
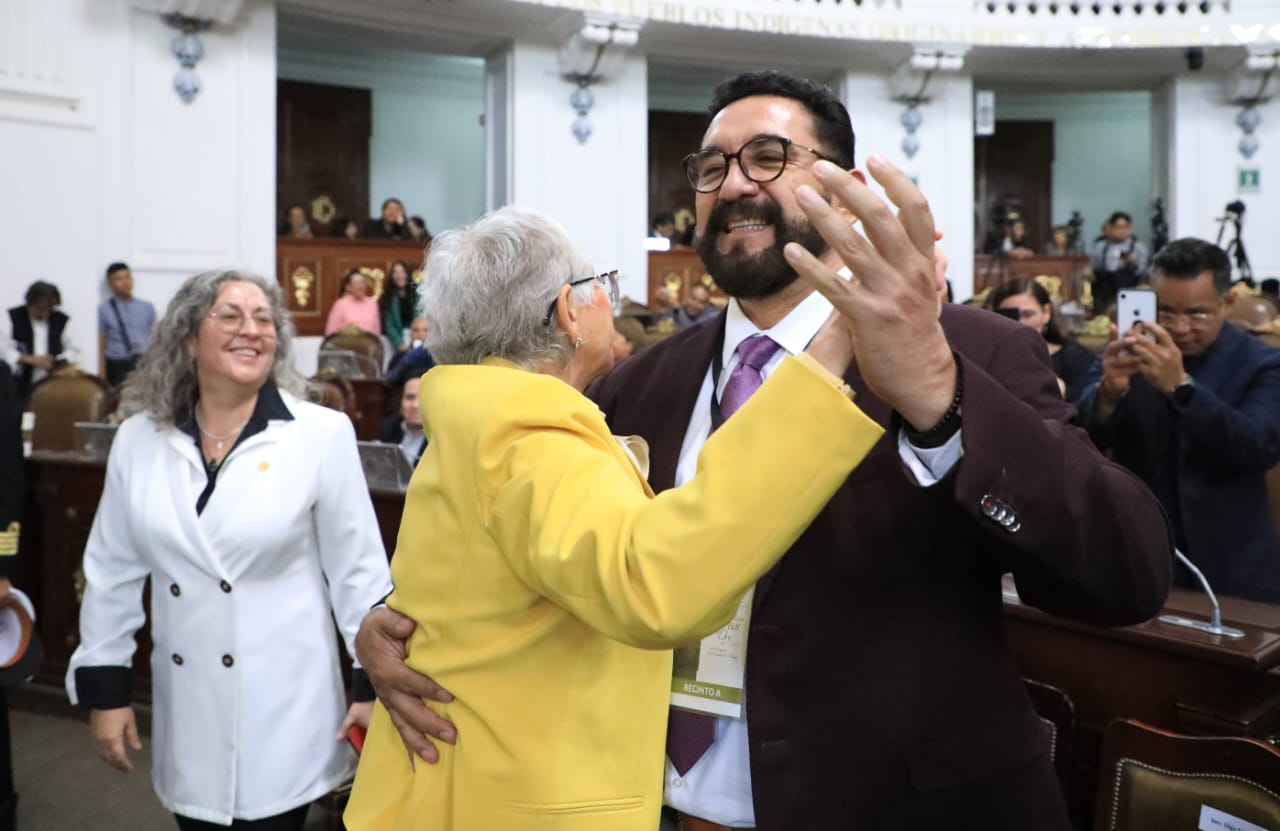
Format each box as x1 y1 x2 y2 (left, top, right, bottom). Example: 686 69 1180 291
647 249 723 305
1003 577 1280 824
20 452 407 701
349 378 393 441
276 238 426 336
973 254 1090 299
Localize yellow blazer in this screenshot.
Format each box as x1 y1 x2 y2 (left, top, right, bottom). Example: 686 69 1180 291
345 354 882 831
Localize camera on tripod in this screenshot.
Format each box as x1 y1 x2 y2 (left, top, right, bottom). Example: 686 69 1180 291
1216 199 1252 284
1066 211 1085 253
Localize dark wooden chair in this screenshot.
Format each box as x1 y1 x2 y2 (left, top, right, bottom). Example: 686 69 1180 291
321 326 385 378
27 369 115 451
1094 718 1280 831
308 367 357 422
1025 677 1075 799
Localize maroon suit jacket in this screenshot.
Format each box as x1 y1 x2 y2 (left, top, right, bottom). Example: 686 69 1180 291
589 302 1172 830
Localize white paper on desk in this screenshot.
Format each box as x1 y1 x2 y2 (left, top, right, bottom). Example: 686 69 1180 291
1200 804 1271 831
669 588 752 719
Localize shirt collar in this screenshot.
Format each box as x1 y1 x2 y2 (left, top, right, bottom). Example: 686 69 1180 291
179 378 294 445
721 267 849 364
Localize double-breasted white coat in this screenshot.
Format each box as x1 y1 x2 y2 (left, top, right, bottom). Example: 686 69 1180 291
66 390 392 824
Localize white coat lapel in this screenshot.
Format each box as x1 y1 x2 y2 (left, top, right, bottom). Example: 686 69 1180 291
162 427 231 581
195 420 286 545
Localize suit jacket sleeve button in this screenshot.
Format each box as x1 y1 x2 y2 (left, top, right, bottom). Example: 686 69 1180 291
172 654 183 666
222 655 234 668
980 495 997 516
220 580 232 593
169 583 180 597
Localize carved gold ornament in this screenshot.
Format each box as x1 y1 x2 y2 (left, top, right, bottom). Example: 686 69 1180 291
291 266 316 308
311 194 336 224
361 267 385 301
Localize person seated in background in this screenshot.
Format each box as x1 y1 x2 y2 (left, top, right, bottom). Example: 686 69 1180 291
386 317 431 379
325 269 382 336
1044 224 1072 256
674 283 718 328
983 219 1035 259
3 281 80 401
97 262 156 387
1079 238 1280 603
987 277 1099 404
1090 211 1150 314
278 204 312 238
408 216 431 244
644 285 679 330
342 205 882 831
380 261 417 352
611 316 647 363
335 217 361 240
649 212 676 242
1260 278 1280 314
379 375 426 465
363 198 410 240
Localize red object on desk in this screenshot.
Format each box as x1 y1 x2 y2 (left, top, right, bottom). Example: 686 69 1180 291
347 725 366 754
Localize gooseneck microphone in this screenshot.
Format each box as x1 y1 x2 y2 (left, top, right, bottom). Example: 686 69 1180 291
1157 549 1245 639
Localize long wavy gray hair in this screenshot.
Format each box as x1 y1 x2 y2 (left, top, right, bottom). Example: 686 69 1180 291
118 269 307 426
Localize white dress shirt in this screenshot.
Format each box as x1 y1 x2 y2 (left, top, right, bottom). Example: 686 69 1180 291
663 287 963 826
0 315 81 388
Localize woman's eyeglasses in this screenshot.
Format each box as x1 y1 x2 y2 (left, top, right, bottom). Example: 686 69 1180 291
542 271 620 327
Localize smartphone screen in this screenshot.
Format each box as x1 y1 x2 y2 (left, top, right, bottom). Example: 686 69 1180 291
1116 289 1157 336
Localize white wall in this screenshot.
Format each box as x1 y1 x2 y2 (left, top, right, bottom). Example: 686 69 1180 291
0 0 277 372
507 41 650 304
1167 76 1280 281
993 90 1154 245
838 71 976 300
276 36 486 235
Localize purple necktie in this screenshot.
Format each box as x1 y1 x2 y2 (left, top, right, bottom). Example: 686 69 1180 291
666 334 781 777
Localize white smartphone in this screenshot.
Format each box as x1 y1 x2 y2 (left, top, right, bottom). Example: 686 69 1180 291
1116 288 1157 336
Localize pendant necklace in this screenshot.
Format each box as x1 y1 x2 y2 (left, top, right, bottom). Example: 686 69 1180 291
195 412 250 457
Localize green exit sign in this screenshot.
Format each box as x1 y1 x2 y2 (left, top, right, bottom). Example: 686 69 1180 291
1239 167 1261 194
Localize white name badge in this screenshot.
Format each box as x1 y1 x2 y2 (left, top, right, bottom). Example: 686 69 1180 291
1199 804 1271 831
669 588 752 719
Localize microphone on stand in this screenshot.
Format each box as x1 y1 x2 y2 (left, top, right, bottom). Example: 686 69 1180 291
1158 549 1245 639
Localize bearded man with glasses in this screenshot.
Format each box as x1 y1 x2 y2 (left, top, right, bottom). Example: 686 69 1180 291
355 70 1173 831
1082 237 1280 603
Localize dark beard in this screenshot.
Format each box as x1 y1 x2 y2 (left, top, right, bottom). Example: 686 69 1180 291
694 196 829 300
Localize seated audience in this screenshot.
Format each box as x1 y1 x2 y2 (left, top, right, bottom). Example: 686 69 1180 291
325 269 382 336
363 198 410 240
1260 278 1280 314
612 316 647 363
650 212 676 241
97 262 156 387
988 277 1099 403
380 261 417 352
69 268 390 830
1044 224 1071 256
983 219 1035 259
1080 238 1280 602
278 204 312 238
1089 211 1150 314
343 205 881 830
674 284 718 328
3 281 80 401
408 216 431 244
644 285 679 329
386 318 431 380
335 218 361 240
380 375 426 465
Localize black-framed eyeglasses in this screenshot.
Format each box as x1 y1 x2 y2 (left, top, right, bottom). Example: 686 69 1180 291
683 135 840 194
542 270 620 327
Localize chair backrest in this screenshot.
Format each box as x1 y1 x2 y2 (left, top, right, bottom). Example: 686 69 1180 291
321 327 384 378
308 367 356 420
1229 296 1278 333
28 370 115 451
1095 719 1280 831
1025 678 1075 798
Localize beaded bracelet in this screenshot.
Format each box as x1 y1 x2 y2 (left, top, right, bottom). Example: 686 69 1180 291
902 350 963 449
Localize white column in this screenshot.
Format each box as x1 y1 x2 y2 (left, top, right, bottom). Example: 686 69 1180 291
1167 76 1279 280
507 40 650 304
836 70 975 300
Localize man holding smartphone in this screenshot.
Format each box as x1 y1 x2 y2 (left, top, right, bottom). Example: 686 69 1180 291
1082 237 1280 603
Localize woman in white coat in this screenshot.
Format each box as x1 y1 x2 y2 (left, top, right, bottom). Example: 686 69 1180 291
66 269 393 830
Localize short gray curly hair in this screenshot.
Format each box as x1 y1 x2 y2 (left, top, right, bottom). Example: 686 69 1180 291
418 206 595 370
117 269 307 426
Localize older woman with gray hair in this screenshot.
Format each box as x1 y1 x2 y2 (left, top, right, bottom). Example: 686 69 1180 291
344 206 882 831
67 269 392 830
